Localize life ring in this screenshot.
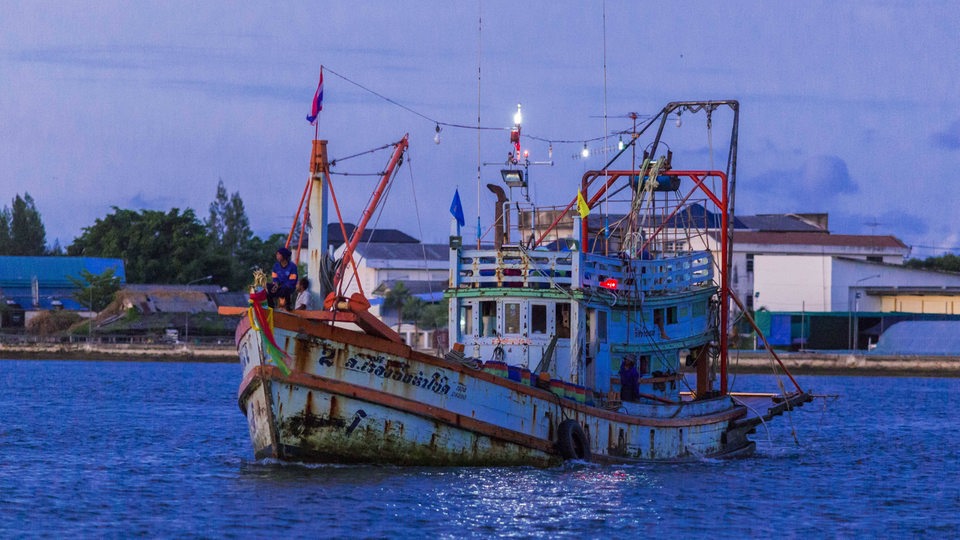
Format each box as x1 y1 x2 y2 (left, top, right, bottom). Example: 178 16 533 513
556 419 591 461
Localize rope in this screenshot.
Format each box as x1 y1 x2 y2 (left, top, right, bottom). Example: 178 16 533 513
403 154 437 304
730 395 774 447
329 142 396 165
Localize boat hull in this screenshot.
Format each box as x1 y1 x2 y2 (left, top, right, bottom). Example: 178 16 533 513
235 312 764 465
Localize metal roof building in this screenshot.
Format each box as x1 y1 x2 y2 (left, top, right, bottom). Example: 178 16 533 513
0 256 126 311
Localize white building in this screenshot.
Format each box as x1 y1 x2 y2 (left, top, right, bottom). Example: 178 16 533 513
731 231 911 311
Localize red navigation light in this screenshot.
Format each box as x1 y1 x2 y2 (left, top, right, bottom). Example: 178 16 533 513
600 278 618 290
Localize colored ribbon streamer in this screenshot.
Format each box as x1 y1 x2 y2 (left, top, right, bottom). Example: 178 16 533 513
248 289 291 376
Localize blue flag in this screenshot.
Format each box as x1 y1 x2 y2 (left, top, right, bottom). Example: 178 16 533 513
450 189 465 227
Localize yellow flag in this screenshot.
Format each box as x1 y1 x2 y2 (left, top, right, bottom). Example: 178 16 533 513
577 191 590 218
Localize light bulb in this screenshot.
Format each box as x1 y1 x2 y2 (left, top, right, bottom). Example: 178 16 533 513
581 143 590 158
513 103 522 126
618 137 624 151
434 124 441 145
675 112 682 128
548 144 553 159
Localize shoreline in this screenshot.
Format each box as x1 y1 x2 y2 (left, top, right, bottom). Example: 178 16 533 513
2 343 959 376
0 342 236 363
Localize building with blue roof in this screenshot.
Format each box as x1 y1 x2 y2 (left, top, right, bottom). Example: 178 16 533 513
0 257 126 326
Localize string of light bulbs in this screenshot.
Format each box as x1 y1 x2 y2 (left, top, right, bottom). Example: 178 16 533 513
322 65 635 155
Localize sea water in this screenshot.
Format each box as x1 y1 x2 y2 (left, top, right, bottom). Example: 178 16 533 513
0 359 957 538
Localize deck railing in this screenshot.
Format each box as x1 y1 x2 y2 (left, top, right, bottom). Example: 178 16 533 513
452 247 713 294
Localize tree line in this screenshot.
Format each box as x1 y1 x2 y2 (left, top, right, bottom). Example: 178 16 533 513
1 182 288 291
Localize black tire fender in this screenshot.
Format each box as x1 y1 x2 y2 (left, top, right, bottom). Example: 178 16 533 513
556 419 591 461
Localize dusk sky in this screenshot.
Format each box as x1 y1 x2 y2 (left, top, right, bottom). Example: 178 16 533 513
3 2 958 258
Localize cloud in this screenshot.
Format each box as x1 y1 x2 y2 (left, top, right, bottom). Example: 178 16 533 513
743 154 858 202
799 155 858 194
931 120 960 150
126 193 188 213
830 210 929 237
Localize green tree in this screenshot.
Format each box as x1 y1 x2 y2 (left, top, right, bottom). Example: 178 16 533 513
0 207 11 255
206 178 229 244
205 179 263 290
69 268 122 312
905 254 960 273
404 295 426 347
418 300 448 330
223 192 253 259
382 281 412 331
5 193 46 255
68 207 225 284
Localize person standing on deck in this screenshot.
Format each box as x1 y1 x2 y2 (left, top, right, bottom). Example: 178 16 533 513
619 356 640 402
268 247 298 308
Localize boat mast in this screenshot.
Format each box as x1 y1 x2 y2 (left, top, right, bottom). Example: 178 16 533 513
645 101 739 395
308 139 331 301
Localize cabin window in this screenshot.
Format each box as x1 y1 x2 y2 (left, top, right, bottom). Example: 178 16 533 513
531 304 547 335
504 302 521 335
666 306 678 325
746 254 754 273
597 310 608 342
480 300 496 337
639 355 650 374
692 301 706 317
867 256 882 263
556 303 571 338
460 304 473 336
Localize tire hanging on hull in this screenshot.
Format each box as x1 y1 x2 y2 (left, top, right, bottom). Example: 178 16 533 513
556 419 591 461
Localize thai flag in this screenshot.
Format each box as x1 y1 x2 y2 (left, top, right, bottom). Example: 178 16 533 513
306 69 324 125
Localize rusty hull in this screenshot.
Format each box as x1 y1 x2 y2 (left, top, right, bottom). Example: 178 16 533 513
235 311 760 465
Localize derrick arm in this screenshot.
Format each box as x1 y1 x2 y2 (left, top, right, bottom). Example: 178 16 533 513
332 134 409 292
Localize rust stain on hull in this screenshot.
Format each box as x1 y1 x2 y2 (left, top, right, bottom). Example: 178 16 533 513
236 321 784 465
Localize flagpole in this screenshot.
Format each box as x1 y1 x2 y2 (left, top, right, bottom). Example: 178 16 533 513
314 66 323 140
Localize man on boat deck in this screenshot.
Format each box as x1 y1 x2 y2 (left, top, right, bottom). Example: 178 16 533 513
619 356 640 402
268 247 298 308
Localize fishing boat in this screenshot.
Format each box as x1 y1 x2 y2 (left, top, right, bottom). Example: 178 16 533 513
223 100 812 465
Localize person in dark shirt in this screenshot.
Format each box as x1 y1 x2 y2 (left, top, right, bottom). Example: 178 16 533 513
268 247 298 308
619 356 640 402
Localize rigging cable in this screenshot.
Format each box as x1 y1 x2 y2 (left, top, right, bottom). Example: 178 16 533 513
323 64 622 152
476 2 483 249
402 153 438 318
601 0 610 253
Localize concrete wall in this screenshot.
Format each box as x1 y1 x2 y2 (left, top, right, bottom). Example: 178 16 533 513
755 255 960 314
753 255 832 311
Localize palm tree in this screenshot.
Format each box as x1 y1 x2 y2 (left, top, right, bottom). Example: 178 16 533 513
382 282 411 333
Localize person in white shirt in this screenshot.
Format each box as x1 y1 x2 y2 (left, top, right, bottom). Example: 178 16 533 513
295 277 312 310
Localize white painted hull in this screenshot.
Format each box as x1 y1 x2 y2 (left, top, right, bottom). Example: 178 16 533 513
235 313 761 465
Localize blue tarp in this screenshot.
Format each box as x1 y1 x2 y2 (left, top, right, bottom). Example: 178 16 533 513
767 314 792 346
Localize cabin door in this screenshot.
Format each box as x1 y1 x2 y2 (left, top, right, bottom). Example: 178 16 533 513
585 309 609 390
528 302 551 370
551 302 572 378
